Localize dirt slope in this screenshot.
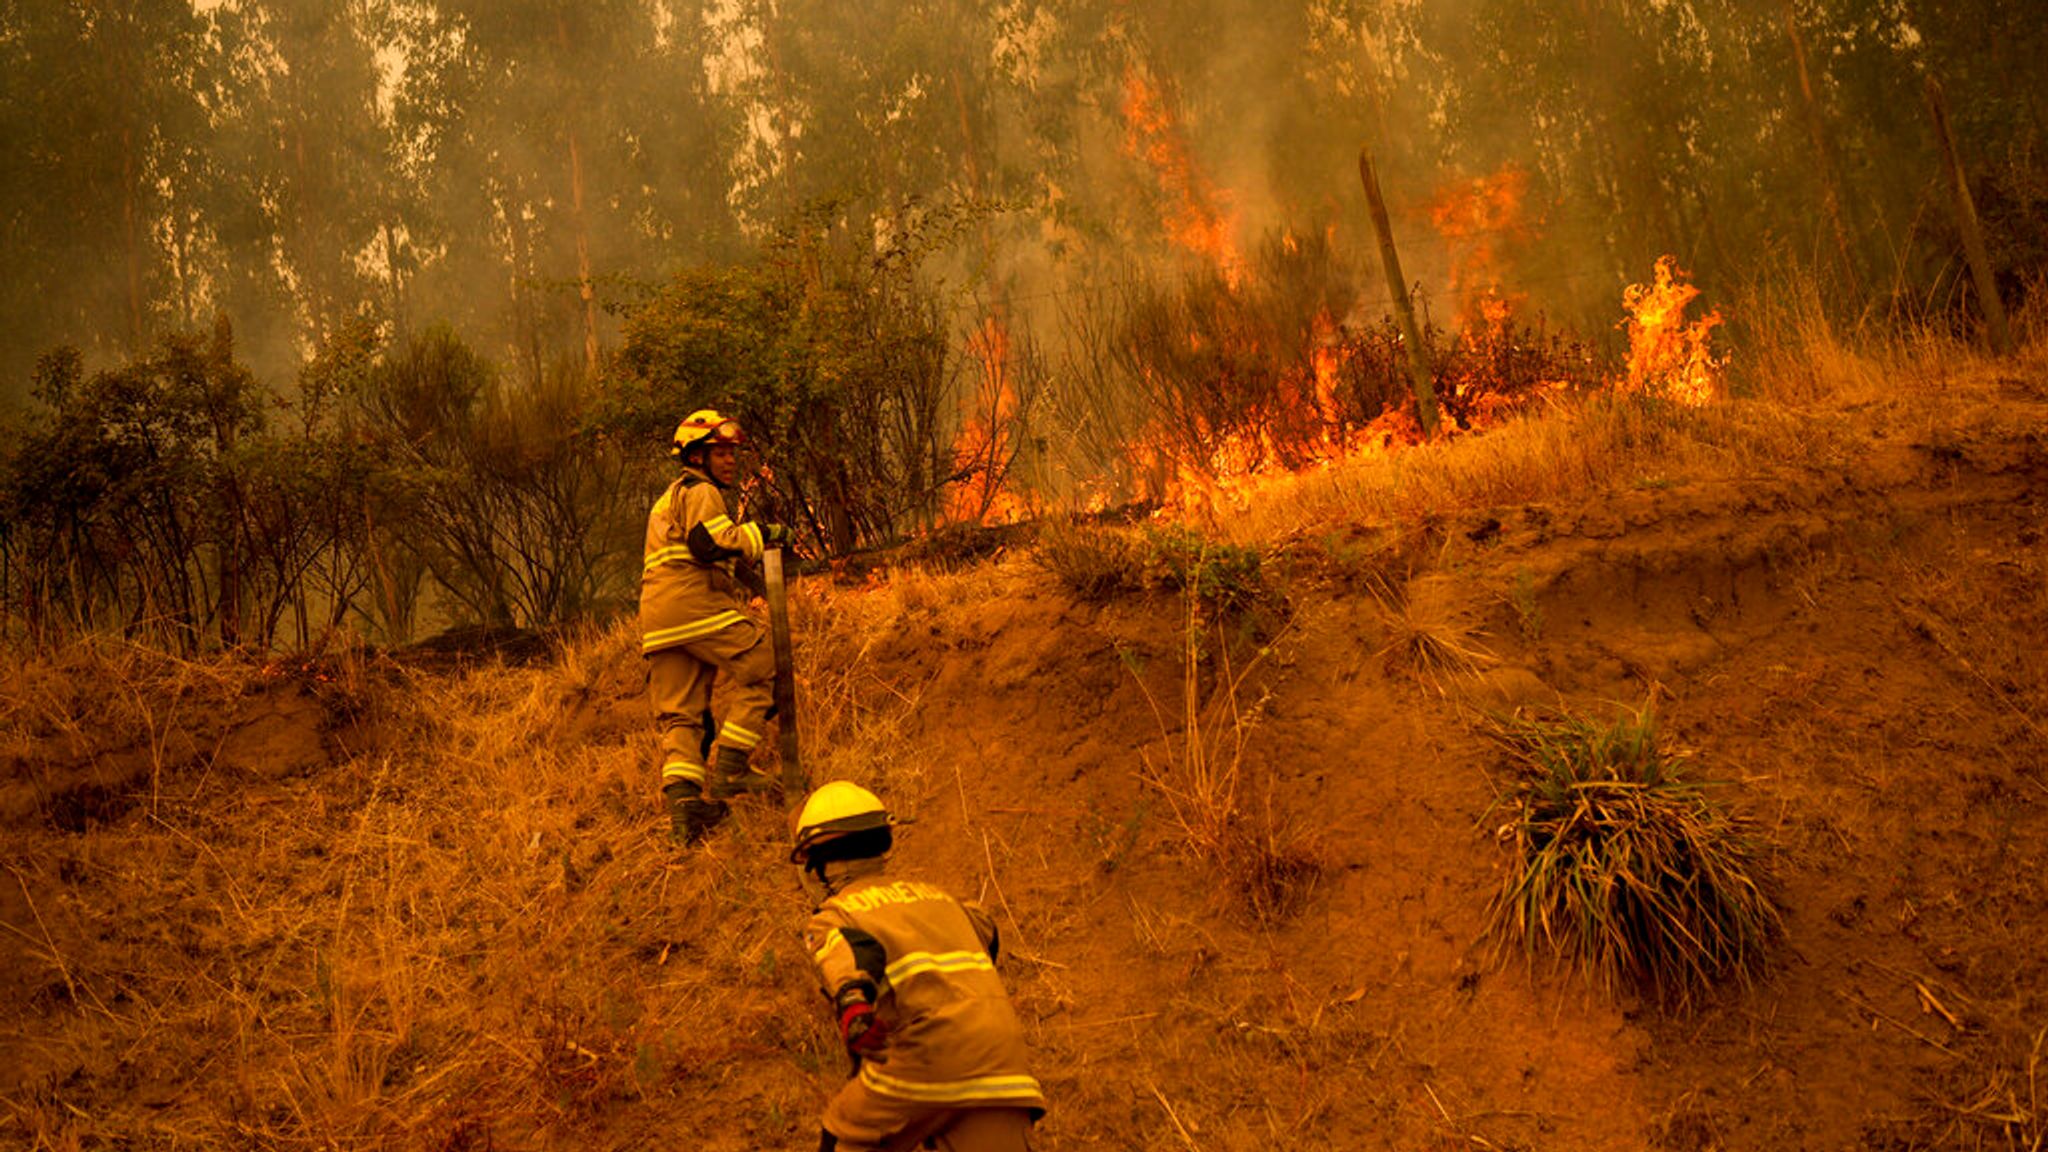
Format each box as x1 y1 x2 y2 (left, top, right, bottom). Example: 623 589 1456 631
798 362 2048 1149
3 358 2045 1151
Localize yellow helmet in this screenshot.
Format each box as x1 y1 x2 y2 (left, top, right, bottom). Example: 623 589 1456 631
790 781 892 864
671 408 744 459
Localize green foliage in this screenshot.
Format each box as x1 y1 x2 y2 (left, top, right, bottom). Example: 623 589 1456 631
0 320 645 650
615 214 964 557
1483 705 1783 1010
1141 527 1265 616
1032 520 1268 616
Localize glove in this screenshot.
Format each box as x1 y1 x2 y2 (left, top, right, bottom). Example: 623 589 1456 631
761 523 791 547
835 986 890 1057
839 1001 890 1057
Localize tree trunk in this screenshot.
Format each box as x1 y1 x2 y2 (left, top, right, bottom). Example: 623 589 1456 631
559 11 601 380
1783 3 1863 297
1357 144 1440 437
121 126 145 355
565 128 600 380
383 220 408 340
1924 75 2013 355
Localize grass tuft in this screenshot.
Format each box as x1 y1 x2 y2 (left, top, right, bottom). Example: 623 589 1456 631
1482 703 1782 1010
1371 576 1496 692
1134 588 1320 923
1032 516 1140 602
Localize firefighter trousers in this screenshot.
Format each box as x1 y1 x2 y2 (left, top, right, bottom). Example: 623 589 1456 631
817 1105 1033 1152
821 1075 1035 1152
644 617 775 796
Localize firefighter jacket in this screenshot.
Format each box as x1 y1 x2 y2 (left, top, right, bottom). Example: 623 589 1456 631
804 860 1047 1115
639 465 765 656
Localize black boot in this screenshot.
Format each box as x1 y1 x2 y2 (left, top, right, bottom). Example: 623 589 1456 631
663 781 727 845
708 744 774 802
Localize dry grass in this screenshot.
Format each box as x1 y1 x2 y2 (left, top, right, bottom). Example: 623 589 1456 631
1234 304 2039 547
1255 388 1854 540
1890 542 2048 752
788 567 982 817
1032 516 1140 602
1368 574 1497 693
1875 1024 2047 1152
1132 588 1321 923
0 625 837 1150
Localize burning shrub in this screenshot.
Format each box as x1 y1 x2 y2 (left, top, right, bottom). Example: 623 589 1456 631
1112 231 1358 473
1105 230 1611 518
1432 314 1607 425
1483 705 1782 1010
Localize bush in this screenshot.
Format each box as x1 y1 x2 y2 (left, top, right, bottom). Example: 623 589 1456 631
1105 228 1608 497
0 320 646 652
614 208 995 558
1033 518 1139 601
1142 526 1265 616
0 324 271 651
1483 704 1782 1009
352 330 642 633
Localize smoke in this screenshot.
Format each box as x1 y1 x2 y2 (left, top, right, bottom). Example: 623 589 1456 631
1 0 2040 411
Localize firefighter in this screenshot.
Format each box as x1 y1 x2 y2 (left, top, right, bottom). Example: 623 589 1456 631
793 782 1047 1152
640 409 789 844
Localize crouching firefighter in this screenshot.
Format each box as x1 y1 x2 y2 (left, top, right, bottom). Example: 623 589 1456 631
639 409 791 844
792 782 1047 1152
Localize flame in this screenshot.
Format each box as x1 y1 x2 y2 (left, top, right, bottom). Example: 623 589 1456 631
1120 63 1243 287
1134 313 1426 520
1620 256 1723 406
943 315 1027 525
1429 165 1533 337
1083 175 1717 528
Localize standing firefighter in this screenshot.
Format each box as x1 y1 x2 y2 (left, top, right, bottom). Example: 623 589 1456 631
793 782 1047 1152
641 409 790 844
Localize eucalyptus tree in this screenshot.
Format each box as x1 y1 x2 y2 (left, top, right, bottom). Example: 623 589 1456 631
0 0 213 393
200 0 401 373
393 0 681 384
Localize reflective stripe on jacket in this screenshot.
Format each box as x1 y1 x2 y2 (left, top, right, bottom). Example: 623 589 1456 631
639 466 764 655
804 865 1047 1115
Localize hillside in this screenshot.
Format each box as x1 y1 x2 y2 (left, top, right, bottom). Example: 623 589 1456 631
4 339 2046 1151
